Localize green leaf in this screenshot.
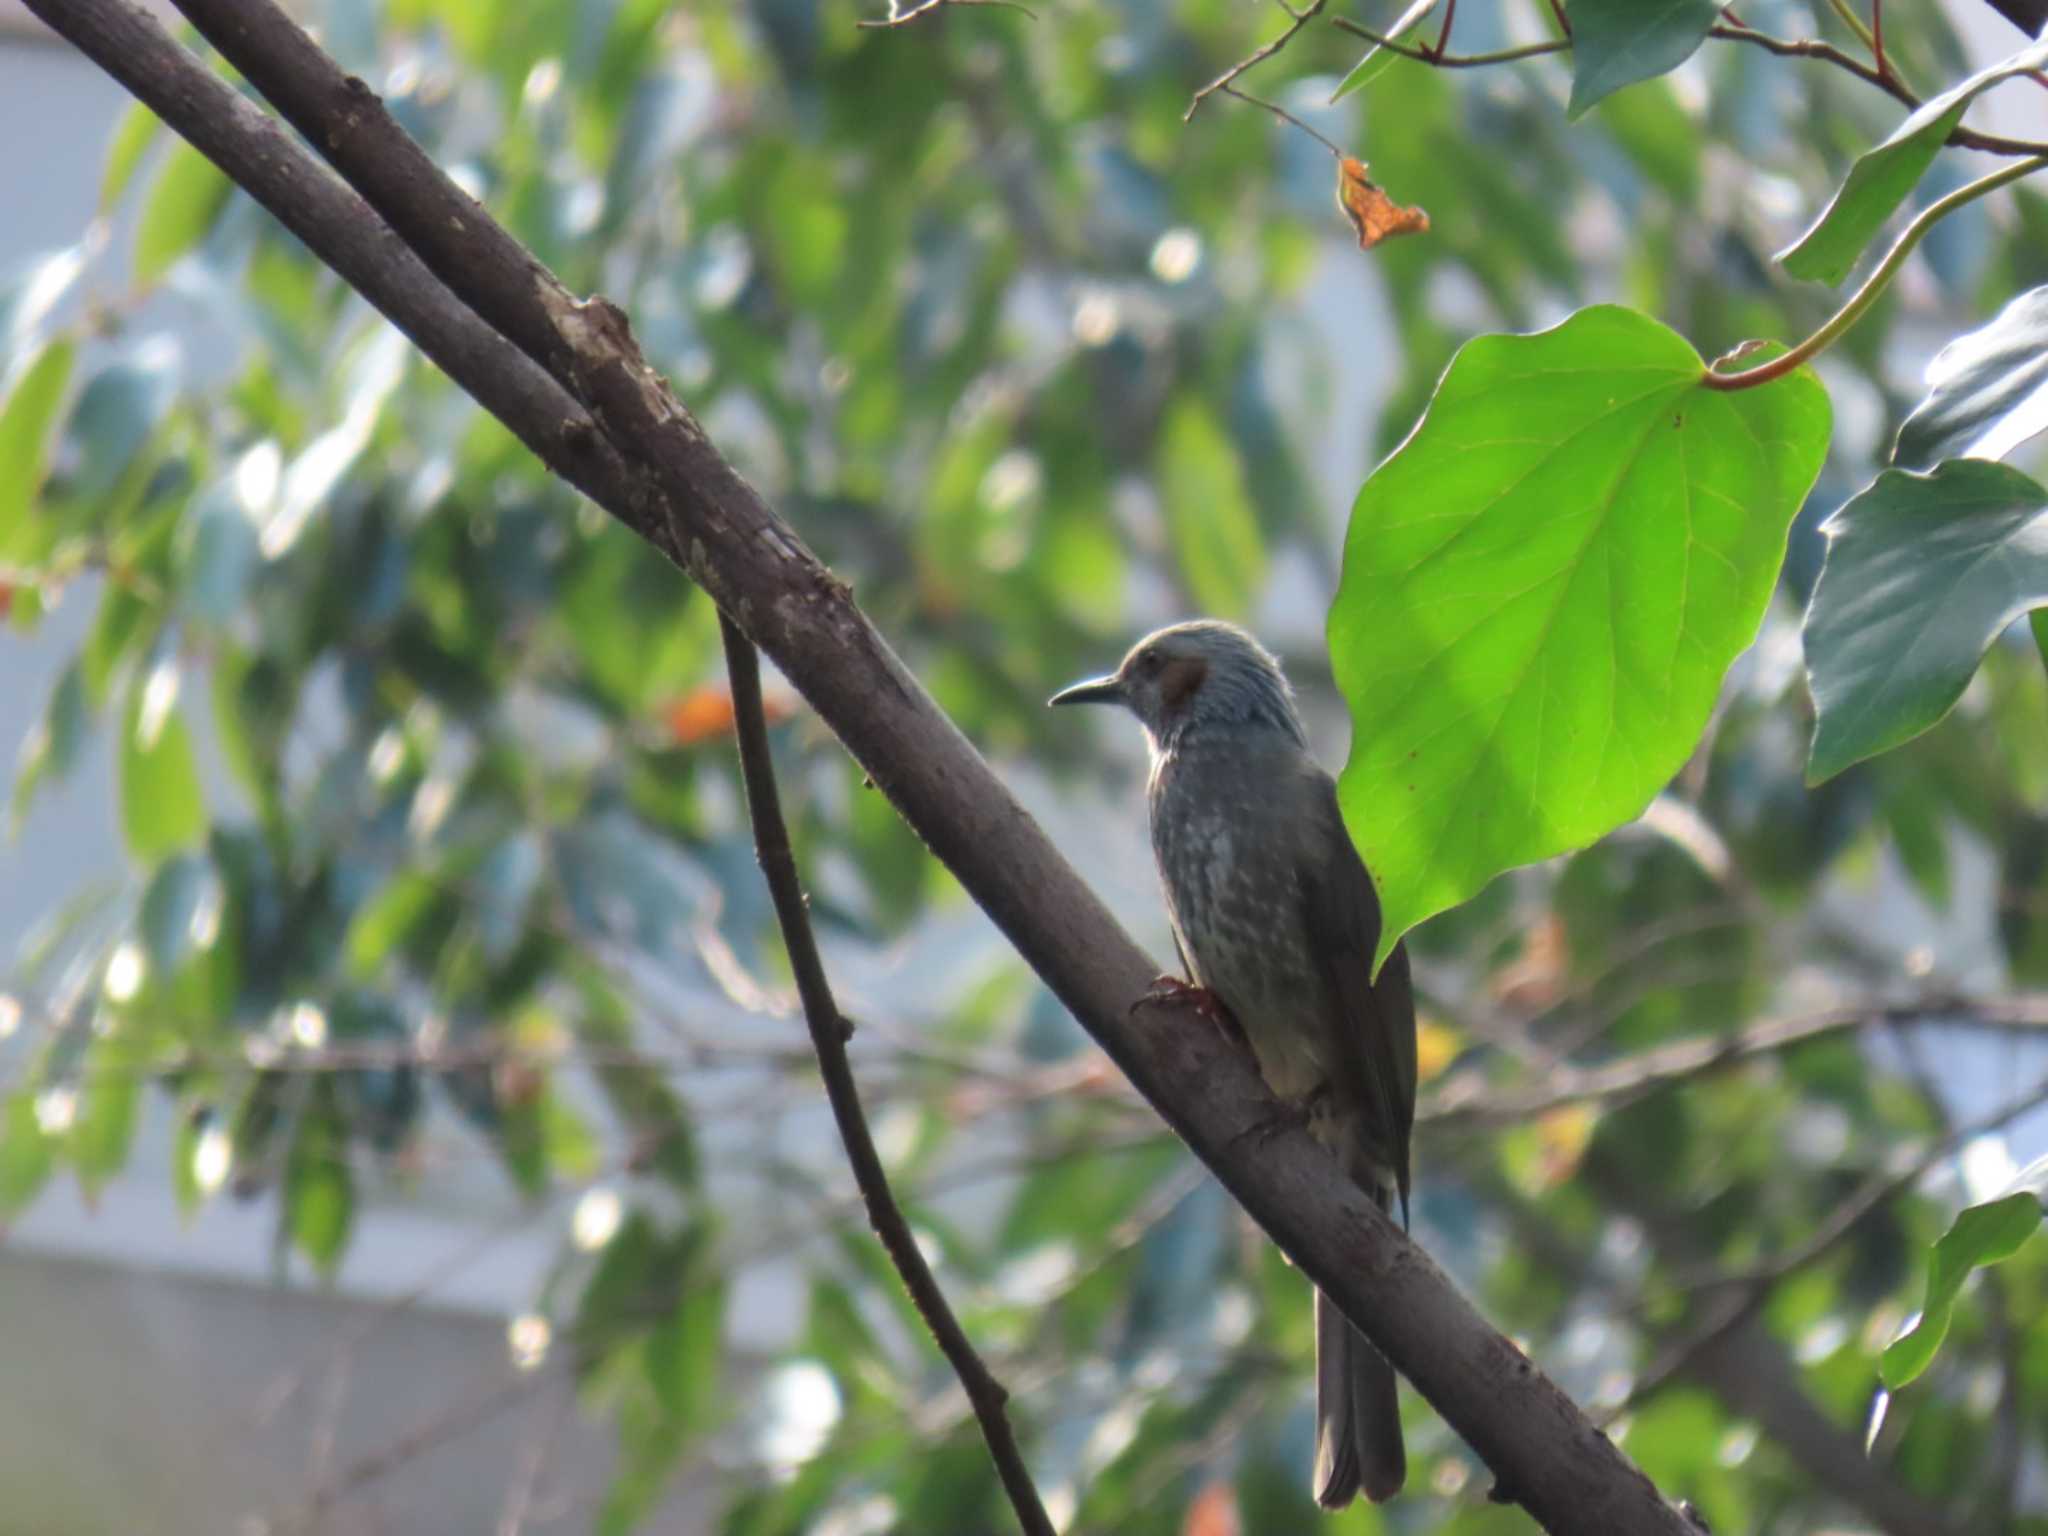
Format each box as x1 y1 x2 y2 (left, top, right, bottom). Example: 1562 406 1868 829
286 1086 354 1276
133 141 233 287
100 99 164 212
1803 461 2048 782
118 667 207 863
1780 39 2048 286
1565 0 1722 120
172 1111 206 1219
1329 0 1440 104
0 340 78 565
1895 285 2048 469
71 1044 141 1198
1157 396 1265 621
0 1091 56 1217
12 661 88 832
1330 306 1830 967
1880 1191 2043 1388
646 1275 727 1427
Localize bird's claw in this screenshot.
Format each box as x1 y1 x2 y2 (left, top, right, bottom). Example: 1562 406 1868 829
1230 1083 1330 1150
1131 975 1247 1049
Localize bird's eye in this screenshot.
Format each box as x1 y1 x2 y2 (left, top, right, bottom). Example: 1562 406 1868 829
1138 651 1165 675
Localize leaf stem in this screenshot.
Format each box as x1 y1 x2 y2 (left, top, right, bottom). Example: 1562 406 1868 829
1702 154 2048 391
1223 83 1345 158
1824 0 1878 57
1327 16 1566 67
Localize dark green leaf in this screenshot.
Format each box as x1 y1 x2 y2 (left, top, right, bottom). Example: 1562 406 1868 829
1780 40 2048 286
1565 0 1722 120
1331 306 1830 966
117 667 207 863
646 1275 727 1427
1895 285 2048 468
1881 1191 2042 1388
1804 461 2048 782
140 852 214 974
63 350 181 506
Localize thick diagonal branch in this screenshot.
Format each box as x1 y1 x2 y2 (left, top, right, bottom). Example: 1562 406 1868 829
718 617 1053 1536
31 2 1695 1529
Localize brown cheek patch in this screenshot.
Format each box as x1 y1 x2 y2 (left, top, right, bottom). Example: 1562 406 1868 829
1160 656 1208 713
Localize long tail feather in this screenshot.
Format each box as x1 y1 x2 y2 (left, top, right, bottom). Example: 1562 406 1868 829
1313 1288 1405 1506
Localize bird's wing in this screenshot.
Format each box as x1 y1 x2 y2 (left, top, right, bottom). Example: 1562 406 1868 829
1299 772 1419 1223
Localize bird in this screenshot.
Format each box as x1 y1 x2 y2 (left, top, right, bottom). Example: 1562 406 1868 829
1051 619 1417 1507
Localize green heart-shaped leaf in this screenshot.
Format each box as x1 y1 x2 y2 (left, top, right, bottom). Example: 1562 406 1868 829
1330 305 1830 969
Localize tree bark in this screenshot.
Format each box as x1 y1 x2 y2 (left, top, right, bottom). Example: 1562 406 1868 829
30 1 1706 1530
1981 0 2048 37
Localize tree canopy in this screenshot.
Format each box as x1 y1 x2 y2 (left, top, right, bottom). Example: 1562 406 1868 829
9 1 2048 1533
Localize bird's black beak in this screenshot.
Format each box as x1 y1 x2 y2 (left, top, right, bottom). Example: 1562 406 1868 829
1049 673 1125 708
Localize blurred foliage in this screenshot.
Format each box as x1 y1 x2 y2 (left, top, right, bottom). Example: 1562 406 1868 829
3 0 2048 1531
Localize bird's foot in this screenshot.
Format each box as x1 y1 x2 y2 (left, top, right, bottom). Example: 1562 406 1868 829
1231 1084 1330 1150
1132 975 1247 1050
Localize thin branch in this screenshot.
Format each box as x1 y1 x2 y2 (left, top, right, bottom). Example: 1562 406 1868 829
1432 0 1458 61
1305 12 2048 158
1221 83 1344 157
1427 991 2048 1127
1327 16 1566 68
857 0 1035 29
1704 154 2048 390
1186 0 1327 122
1617 1070 2048 1418
718 615 1054 1536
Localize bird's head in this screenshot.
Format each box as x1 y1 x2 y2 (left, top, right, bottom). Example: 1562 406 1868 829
1049 619 1307 751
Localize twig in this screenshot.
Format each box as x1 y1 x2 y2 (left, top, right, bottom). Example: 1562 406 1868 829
1618 1071 2048 1416
1222 83 1344 157
1704 154 2048 390
497 1382 575 1536
857 0 1035 29
1186 0 1328 122
1432 0 1457 61
1327 16 1565 68
1311 13 2048 158
717 614 1054 1536
1426 991 2048 1126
